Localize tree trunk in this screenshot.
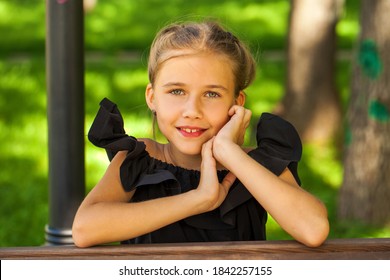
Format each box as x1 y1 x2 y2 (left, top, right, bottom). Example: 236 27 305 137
338 0 390 226
275 0 343 143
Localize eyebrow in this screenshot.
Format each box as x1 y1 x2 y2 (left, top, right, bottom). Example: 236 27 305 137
162 82 229 91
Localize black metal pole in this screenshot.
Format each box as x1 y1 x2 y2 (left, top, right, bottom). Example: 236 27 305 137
45 0 85 245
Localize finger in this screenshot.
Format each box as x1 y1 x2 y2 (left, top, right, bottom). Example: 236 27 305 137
203 137 214 154
243 109 252 129
231 106 252 130
201 137 216 168
221 171 237 192
232 108 251 144
228 105 244 118
200 138 218 194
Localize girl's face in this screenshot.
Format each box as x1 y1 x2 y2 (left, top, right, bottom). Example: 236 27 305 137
146 50 245 156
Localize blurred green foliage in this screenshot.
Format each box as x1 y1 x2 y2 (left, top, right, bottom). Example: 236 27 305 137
0 0 360 55
1 0 388 247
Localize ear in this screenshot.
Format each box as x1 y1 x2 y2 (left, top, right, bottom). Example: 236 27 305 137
145 83 156 111
235 91 246 106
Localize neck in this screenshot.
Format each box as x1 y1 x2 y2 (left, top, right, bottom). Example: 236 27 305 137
163 143 203 171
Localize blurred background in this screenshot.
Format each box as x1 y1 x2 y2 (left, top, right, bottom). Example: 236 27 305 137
1 0 389 247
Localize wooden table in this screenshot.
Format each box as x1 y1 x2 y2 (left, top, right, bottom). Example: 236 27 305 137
1 238 390 260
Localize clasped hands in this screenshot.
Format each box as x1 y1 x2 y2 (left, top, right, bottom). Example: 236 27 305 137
195 105 252 212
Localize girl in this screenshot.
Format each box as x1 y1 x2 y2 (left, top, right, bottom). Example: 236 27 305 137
72 21 329 248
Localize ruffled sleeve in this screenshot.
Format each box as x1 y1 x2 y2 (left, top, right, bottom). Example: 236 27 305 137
249 112 302 185
88 97 140 160
87 98 152 192
218 112 302 234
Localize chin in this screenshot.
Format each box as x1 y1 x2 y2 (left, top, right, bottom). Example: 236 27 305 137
177 143 203 156
183 147 202 156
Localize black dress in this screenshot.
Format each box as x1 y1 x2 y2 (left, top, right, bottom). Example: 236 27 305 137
88 98 302 244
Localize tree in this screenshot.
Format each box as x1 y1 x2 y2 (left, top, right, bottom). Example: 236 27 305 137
275 0 344 143
338 0 390 225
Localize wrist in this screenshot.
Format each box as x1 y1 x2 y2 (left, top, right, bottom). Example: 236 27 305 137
186 189 208 214
213 138 241 168
188 188 219 214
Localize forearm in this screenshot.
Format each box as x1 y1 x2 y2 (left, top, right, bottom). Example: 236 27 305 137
215 142 329 247
72 189 203 247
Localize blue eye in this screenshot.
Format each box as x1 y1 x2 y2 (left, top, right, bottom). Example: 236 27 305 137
205 91 220 98
170 89 184 95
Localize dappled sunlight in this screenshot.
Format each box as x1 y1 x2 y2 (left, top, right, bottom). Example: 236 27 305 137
122 113 153 138
0 1 45 53
85 143 109 192
0 60 46 124
301 143 343 190
0 120 48 246
85 71 112 111
248 77 284 115
330 220 390 239
297 141 343 225
223 1 289 35
246 61 285 116
3 0 386 247
1 118 47 168
113 69 149 94
336 0 360 49
82 0 293 51
337 20 359 44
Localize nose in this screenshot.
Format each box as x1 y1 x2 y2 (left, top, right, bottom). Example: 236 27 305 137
182 95 203 119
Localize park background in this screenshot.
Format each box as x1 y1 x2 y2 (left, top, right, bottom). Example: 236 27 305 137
0 0 389 247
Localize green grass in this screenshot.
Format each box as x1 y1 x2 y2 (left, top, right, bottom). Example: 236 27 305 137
1 0 389 247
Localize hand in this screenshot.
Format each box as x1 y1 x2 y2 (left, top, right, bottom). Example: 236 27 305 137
195 137 236 212
213 105 252 162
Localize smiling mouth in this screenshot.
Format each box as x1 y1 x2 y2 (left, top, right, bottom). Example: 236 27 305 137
182 128 201 133
178 127 206 137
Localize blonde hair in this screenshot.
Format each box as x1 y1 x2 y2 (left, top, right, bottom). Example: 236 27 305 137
148 21 256 95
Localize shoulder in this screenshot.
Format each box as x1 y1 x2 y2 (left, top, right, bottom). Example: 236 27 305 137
138 138 165 160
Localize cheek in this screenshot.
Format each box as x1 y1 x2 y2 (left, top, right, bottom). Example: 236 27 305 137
155 109 176 128
153 102 180 134
154 97 178 117
205 104 230 128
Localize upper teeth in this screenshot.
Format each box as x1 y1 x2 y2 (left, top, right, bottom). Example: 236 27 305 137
183 128 199 133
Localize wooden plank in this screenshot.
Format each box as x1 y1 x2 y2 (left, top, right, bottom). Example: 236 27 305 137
1 238 390 260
